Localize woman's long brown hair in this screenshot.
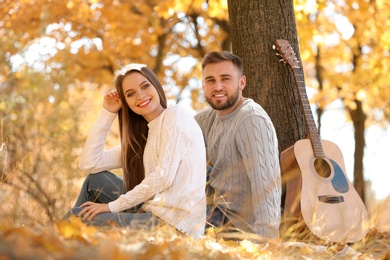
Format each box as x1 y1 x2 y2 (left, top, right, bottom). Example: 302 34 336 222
114 65 167 192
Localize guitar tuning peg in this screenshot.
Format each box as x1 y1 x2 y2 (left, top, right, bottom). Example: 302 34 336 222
279 58 285 63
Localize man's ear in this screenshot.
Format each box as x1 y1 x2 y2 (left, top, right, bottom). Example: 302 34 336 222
239 75 246 90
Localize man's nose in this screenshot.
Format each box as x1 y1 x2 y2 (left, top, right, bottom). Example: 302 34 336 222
215 80 223 90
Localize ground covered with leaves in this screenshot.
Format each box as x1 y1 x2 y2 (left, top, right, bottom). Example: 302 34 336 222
0 216 389 260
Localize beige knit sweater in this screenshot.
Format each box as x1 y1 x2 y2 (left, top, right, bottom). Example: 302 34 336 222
195 98 281 238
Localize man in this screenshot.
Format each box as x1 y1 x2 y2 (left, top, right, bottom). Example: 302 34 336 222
195 51 281 239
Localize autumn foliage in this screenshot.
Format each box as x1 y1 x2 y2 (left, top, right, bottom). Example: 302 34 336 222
0 215 389 259
1 0 390 259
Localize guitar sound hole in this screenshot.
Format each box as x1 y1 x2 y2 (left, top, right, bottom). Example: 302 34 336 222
314 158 331 178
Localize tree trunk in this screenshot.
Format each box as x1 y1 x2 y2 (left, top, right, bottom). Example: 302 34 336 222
227 0 307 238
349 43 367 204
349 99 366 202
315 44 324 136
227 0 306 153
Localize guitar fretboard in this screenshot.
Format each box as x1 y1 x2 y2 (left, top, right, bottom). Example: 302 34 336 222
292 67 325 159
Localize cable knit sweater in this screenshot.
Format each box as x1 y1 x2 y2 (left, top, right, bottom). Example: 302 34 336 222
195 98 281 238
79 105 207 238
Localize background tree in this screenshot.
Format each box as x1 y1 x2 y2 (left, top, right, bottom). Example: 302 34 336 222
227 0 308 238
228 0 306 152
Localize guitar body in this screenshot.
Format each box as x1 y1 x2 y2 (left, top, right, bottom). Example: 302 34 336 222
294 139 369 242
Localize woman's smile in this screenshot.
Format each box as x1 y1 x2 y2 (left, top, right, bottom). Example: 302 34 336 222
138 99 151 107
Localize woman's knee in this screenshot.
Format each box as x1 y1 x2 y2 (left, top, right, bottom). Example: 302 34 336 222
63 207 82 219
83 171 123 191
84 171 112 185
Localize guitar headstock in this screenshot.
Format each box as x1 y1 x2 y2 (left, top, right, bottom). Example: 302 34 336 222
274 39 300 69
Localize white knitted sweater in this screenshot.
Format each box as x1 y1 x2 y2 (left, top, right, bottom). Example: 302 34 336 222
79 105 207 238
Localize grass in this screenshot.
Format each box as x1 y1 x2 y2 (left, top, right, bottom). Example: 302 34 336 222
0 215 389 259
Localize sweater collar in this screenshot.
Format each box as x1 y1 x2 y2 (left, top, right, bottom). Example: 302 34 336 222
147 107 168 129
216 98 252 120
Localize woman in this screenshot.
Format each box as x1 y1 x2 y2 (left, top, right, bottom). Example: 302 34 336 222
65 63 206 238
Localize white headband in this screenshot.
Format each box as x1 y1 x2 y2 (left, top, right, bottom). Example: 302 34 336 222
126 63 147 71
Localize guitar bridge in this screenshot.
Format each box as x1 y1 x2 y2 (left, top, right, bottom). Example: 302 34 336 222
318 195 344 204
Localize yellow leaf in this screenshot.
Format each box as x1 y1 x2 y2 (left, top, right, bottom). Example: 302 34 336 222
55 215 98 244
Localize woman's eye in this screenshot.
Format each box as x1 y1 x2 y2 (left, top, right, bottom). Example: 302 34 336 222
142 83 150 89
127 92 135 97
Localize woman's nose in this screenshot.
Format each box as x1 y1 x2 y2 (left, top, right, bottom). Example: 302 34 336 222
137 90 146 99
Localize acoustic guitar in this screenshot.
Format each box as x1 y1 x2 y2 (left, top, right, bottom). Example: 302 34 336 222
274 39 369 243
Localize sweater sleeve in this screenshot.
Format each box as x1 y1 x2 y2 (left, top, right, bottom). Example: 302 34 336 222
79 108 122 173
236 114 281 238
108 108 193 212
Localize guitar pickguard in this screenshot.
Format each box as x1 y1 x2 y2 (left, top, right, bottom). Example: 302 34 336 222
330 159 349 193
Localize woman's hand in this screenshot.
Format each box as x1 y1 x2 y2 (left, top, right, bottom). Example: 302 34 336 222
78 201 110 221
103 89 122 113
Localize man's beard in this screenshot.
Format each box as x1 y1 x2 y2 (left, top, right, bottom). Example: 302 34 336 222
205 87 240 111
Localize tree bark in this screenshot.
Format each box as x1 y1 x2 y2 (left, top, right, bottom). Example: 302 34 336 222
227 0 306 152
315 44 324 136
349 99 366 202
348 43 367 203
227 0 308 238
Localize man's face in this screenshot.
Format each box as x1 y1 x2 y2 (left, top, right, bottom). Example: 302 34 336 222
202 60 246 115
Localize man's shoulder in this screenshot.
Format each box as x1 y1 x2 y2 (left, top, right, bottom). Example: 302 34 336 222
241 99 270 119
194 107 215 121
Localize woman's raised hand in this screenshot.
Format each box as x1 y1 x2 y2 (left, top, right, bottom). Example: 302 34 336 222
103 89 122 113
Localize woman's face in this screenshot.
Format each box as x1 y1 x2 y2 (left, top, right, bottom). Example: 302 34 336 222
122 72 165 122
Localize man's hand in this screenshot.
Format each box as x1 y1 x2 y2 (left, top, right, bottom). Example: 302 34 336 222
79 201 110 221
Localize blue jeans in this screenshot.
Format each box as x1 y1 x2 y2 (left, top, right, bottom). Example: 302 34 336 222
206 205 230 228
205 166 230 229
64 171 158 228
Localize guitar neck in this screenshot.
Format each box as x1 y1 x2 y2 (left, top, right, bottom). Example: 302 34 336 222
274 39 326 158
291 67 325 159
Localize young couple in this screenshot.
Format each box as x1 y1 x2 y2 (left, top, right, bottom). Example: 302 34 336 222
64 51 281 239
